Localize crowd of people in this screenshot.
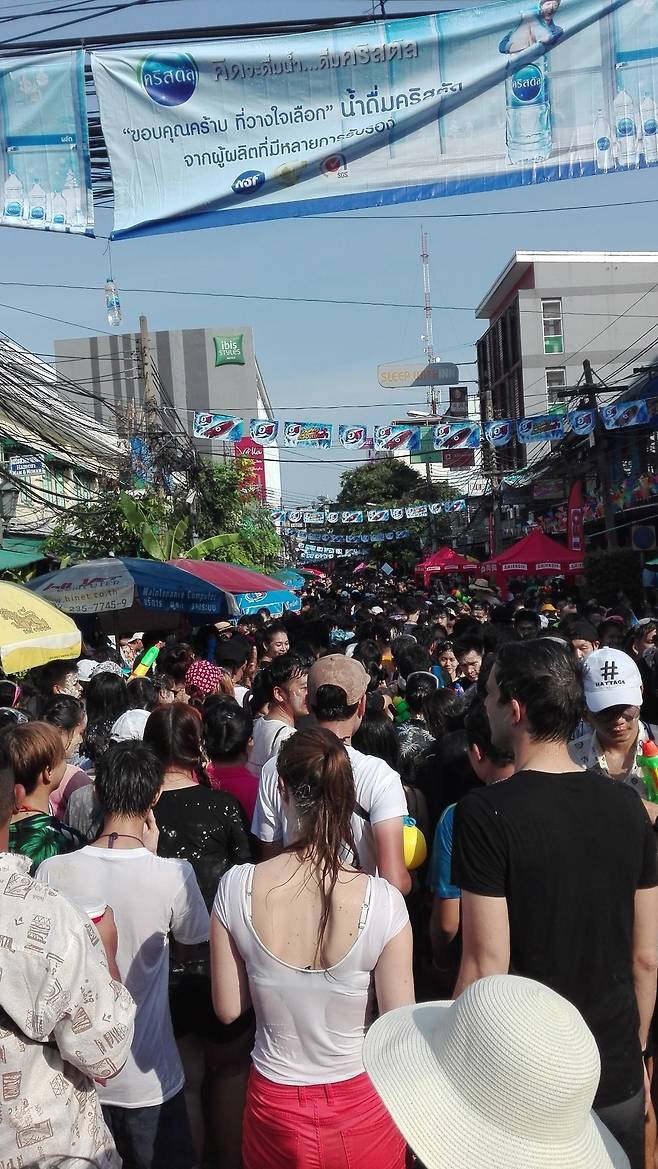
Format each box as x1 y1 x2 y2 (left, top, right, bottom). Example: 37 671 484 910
1 571 658 1169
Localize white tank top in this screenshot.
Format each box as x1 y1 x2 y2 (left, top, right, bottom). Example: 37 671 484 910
213 863 409 1085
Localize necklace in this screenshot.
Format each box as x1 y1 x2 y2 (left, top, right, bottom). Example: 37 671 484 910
16 804 46 815
96 832 144 849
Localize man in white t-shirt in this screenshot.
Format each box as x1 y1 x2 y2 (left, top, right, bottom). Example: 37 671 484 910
37 740 209 1169
247 652 309 777
253 655 411 895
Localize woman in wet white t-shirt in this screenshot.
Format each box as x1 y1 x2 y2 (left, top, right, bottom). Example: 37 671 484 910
211 727 413 1169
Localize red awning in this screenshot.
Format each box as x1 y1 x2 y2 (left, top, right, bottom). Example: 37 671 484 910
479 530 584 576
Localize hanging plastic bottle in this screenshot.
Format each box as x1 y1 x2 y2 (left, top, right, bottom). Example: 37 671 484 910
105 278 122 327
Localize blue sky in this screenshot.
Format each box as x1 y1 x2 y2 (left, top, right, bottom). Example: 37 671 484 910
2 0 657 508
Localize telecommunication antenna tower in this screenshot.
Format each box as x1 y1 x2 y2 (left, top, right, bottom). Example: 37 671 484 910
420 227 437 412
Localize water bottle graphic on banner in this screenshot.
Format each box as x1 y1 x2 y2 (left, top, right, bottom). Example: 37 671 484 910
640 92 658 165
28 178 46 221
505 59 552 164
3 171 24 219
593 110 613 173
614 85 638 169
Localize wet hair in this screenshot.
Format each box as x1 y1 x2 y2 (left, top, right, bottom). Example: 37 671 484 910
494 640 584 742
42 695 85 734
247 670 271 719
453 634 485 662
311 684 359 723
158 643 195 684
84 673 129 729
126 677 159 712
351 640 384 692
262 622 288 649
0 721 64 795
422 688 465 738
143 702 204 777
29 658 78 695
394 645 432 680
464 699 514 768
513 608 541 628
215 636 251 672
352 713 399 771
277 729 357 965
95 740 164 818
81 673 129 764
405 671 439 715
260 652 307 704
390 635 418 662
203 697 253 762
565 620 599 645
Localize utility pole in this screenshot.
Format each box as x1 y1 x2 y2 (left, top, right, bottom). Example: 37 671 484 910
137 314 159 440
419 227 437 496
583 358 618 550
480 379 503 555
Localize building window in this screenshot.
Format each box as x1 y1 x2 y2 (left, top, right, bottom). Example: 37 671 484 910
43 465 68 509
546 367 567 408
542 299 564 354
73 474 93 504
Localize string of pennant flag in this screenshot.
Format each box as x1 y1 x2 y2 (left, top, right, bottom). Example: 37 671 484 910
273 503 467 525
193 400 655 452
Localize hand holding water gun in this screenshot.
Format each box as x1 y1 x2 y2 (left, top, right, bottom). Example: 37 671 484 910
636 739 658 803
130 641 164 680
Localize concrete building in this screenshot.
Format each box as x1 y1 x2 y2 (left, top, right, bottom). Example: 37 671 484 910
476 251 658 470
0 339 122 567
54 324 282 506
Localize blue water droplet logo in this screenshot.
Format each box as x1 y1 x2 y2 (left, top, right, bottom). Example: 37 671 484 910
511 63 543 104
140 52 198 107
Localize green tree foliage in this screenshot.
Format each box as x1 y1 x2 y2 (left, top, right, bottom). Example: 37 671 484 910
45 456 281 570
315 457 456 571
336 459 445 508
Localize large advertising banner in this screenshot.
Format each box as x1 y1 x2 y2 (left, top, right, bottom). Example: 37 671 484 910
91 1 656 237
0 51 93 235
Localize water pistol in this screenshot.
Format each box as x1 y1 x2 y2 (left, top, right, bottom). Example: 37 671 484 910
130 641 163 680
636 739 658 803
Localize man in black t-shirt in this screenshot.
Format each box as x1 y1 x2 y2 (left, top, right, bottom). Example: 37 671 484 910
452 639 658 1169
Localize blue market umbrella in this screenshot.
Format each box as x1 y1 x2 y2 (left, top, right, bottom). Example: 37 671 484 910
271 568 305 590
29 557 238 620
233 588 302 617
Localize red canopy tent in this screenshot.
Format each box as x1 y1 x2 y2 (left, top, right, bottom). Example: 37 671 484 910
479 529 584 577
415 546 479 588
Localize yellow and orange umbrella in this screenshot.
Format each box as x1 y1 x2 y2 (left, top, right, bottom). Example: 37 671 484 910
0 582 81 674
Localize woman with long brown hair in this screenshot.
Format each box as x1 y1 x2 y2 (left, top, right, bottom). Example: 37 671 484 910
211 727 414 1169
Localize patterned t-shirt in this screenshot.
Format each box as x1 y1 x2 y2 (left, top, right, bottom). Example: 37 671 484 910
9 811 85 874
0 852 135 1168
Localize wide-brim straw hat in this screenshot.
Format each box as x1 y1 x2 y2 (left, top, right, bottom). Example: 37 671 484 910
363 975 629 1169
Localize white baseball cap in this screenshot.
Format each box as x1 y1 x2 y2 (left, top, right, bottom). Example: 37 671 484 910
110 709 150 742
77 659 97 684
582 648 642 713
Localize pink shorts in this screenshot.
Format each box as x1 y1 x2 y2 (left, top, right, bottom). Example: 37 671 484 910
242 1067 406 1169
